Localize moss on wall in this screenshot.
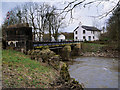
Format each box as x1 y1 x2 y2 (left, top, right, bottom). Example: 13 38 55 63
61 45 71 60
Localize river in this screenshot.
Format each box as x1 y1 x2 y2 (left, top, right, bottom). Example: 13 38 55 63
68 57 119 88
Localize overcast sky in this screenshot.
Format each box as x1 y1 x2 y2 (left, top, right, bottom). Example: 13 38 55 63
0 0 119 32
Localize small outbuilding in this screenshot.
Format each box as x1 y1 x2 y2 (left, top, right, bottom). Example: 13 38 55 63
5 23 33 52
57 34 66 41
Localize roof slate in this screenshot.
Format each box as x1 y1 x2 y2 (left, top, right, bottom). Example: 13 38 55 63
82 25 100 31
73 25 101 31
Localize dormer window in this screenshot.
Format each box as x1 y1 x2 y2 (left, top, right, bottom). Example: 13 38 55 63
83 30 85 34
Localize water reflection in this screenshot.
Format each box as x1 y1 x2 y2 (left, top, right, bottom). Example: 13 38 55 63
68 57 119 88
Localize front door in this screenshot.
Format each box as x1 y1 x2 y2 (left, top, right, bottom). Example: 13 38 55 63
88 36 91 41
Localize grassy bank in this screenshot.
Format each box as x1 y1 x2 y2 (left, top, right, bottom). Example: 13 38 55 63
2 50 59 88
0 42 2 65
81 43 106 52
80 42 119 58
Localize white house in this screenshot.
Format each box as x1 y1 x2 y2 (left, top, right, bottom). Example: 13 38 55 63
73 22 101 41
57 34 66 41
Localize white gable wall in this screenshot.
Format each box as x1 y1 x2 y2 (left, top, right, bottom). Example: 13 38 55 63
74 23 83 41
94 31 101 40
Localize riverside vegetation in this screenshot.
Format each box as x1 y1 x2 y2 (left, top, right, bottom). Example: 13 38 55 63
2 50 58 88
80 42 119 58
2 45 83 89
2 42 118 88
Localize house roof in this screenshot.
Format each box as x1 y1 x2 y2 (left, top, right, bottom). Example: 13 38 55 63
82 25 101 31
73 25 101 32
73 26 79 31
7 23 29 28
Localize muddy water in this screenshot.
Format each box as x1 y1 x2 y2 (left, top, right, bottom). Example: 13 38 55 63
68 57 119 88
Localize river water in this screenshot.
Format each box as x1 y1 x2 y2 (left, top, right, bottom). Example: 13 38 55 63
68 57 119 88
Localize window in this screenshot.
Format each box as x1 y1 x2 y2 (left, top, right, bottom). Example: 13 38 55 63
75 31 77 34
83 30 85 34
91 31 92 34
93 31 95 34
83 36 85 39
76 37 77 39
93 36 94 39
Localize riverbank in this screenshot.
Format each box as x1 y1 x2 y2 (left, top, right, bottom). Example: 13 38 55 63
79 43 119 58
80 51 119 58
2 50 59 88
2 49 83 89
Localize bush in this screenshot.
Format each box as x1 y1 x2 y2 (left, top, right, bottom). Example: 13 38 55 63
59 62 70 82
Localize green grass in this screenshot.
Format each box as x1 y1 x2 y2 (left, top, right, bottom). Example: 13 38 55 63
0 42 1 89
82 43 106 52
2 49 58 88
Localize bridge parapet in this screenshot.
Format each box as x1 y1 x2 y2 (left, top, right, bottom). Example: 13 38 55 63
33 41 81 49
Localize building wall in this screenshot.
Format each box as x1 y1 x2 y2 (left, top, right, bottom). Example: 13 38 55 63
94 31 101 40
58 34 65 41
74 23 101 41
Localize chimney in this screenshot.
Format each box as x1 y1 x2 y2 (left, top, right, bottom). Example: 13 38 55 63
79 22 82 27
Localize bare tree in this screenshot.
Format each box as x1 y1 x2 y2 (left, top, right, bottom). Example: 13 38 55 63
60 0 120 19
2 2 66 42
36 3 49 41
51 14 65 41
92 18 101 29
43 5 65 41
